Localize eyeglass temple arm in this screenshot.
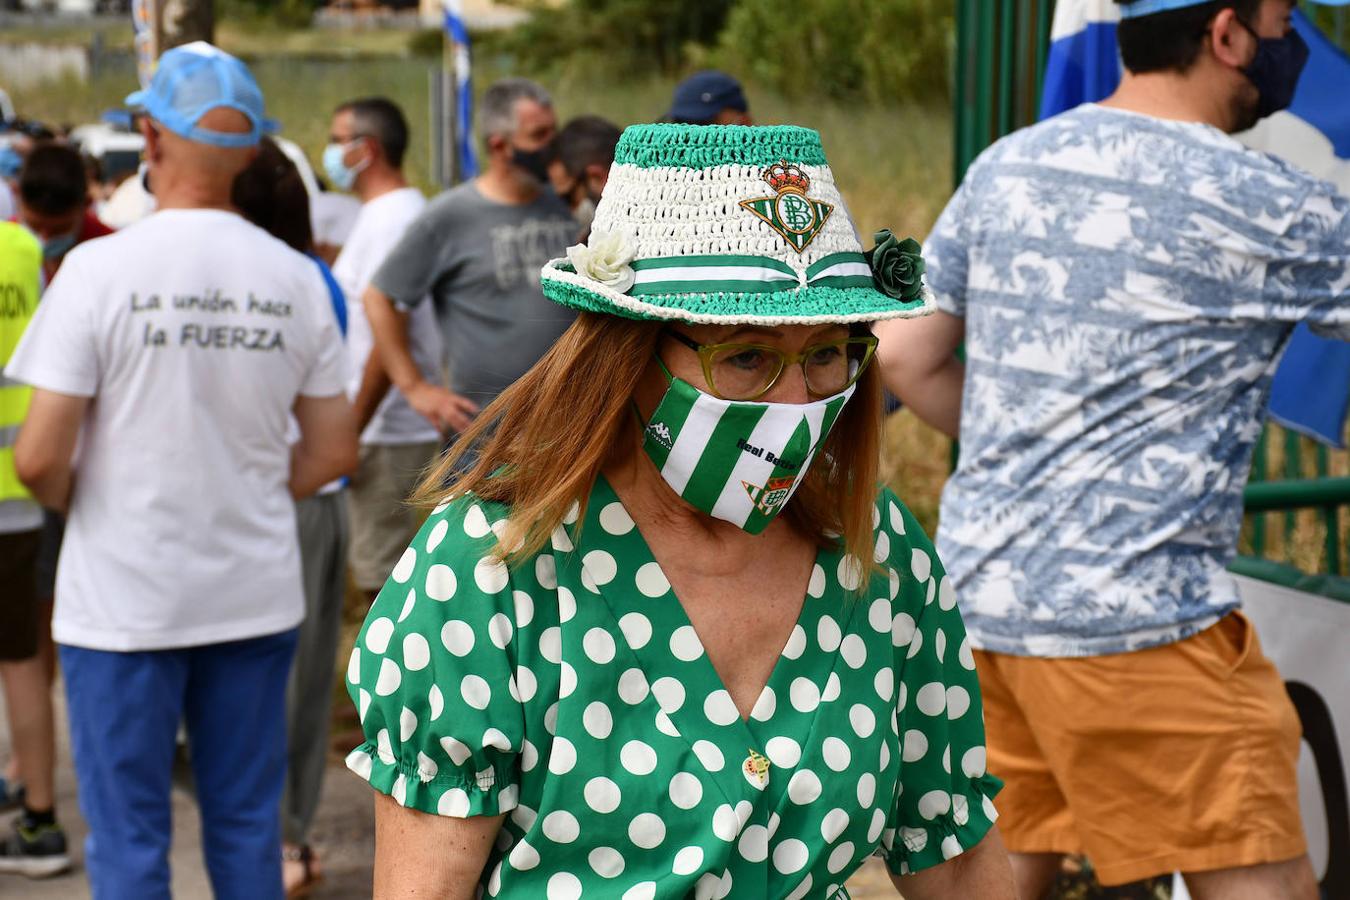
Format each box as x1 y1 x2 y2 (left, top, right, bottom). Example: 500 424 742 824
665 330 705 353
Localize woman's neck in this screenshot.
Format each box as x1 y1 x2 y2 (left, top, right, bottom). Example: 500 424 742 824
602 445 801 577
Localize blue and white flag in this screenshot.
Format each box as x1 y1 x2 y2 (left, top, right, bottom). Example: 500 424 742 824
443 0 478 181
1041 0 1350 446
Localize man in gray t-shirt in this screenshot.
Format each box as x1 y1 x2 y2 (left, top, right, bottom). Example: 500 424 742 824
365 77 579 434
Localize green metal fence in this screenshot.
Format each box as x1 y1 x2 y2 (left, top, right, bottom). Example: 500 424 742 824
952 0 1350 576
1244 431 1350 575
952 0 1054 182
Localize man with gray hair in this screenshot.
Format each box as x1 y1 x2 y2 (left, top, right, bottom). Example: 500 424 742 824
364 77 577 440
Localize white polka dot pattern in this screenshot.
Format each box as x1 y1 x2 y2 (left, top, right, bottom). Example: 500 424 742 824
344 485 997 896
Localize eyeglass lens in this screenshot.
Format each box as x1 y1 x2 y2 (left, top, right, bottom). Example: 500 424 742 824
707 339 871 400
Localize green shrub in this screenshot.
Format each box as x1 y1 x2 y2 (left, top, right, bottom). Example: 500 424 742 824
714 0 954 103
218 0 324 30
500 0 732 75
407 27 446 58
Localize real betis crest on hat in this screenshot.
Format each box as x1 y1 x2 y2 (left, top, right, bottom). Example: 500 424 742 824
740 162 834 254
539 124 935 326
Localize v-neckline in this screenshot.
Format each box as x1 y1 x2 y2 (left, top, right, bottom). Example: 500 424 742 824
578 474 850 806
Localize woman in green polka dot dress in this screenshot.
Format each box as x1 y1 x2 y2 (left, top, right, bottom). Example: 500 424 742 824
346 124 1014 899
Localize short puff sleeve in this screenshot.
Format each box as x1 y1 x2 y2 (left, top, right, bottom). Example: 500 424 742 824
345 495 526 818
878 496 1002 875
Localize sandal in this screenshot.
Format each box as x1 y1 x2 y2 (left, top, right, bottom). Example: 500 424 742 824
282 843 323 898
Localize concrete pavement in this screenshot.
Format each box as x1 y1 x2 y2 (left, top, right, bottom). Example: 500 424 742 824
0 684 375 899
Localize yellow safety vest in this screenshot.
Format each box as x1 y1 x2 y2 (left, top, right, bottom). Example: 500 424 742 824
0 222 41 504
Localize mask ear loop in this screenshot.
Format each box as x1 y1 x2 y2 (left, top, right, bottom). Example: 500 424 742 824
345 137 373 179
630 354 677 432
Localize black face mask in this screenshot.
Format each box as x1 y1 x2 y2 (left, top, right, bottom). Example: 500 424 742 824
560 174 602 207
1239 21 1310 121
510 143 553 184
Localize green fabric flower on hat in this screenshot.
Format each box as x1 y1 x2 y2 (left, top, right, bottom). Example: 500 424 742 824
865 230 925 303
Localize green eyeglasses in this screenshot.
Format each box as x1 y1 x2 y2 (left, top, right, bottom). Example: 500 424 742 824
666 330 878 402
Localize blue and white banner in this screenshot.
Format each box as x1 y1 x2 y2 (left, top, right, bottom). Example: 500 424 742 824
1041 1 1350 446
131 0 158 89
443 0 478 181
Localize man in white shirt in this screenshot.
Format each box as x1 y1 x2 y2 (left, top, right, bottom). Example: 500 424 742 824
5 43 356 897
325 97 444 604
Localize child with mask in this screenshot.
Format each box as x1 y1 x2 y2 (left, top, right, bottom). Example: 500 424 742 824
548 115 621 240
15 143 113 286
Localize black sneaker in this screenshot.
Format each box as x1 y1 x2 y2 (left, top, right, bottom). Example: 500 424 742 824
0 819 72 878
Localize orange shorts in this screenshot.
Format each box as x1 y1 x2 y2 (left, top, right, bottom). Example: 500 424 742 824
974 612 1307 886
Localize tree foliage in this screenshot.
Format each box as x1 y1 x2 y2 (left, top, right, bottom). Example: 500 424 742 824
503 0 732 74
714 0 954 103
219 0 325 30
498 0 954 103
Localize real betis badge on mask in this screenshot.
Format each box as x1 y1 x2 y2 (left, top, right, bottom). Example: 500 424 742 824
641 372 855 535
745 476 796 517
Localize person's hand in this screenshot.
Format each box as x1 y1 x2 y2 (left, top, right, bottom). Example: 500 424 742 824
406 381 481 434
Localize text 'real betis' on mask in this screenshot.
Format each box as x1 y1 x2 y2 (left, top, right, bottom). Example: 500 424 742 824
641 372 855 534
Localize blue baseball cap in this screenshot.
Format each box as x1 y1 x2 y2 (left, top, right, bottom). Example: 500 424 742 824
1122 0 1350 17
1117 0 1350 16
125 41 277 148
665 71 749 124
1119 0 1212 16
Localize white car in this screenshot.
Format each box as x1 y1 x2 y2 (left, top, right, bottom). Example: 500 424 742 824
69 122 146 185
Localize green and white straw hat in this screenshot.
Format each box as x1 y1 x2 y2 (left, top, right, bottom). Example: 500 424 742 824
540 124 934 325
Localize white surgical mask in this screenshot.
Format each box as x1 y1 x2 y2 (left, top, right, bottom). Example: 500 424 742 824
322 139 369 192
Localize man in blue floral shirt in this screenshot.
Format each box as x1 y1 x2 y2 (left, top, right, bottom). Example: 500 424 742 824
877 1 1340 897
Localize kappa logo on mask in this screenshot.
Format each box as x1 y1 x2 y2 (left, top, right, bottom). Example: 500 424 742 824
743 476 796 516
646 421 674 449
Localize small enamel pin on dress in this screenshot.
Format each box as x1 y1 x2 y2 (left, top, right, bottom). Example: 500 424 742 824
743 749 771 791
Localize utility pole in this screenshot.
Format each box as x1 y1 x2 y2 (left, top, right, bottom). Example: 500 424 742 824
159 0 215 49
133 0 214 89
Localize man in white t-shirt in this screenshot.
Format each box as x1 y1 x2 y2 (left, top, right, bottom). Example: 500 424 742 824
310 188 361 266
325 97 443 604
5 43 357 897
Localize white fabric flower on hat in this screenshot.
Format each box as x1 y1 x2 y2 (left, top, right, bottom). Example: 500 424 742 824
567 231 637 294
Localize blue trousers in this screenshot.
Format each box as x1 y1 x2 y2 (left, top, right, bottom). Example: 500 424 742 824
61 629 298 900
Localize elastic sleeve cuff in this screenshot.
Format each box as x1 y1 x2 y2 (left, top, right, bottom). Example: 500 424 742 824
884 772 1003 876
345 742 520 818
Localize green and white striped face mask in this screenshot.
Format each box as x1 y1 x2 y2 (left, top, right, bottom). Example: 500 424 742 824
640 368 855 534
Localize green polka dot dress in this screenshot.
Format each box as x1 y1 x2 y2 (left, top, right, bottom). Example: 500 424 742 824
346 476 1001 899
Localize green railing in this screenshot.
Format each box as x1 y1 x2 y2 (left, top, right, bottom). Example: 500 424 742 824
953 0 1054 183
1243 430 1350 575
952 1 1350 577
